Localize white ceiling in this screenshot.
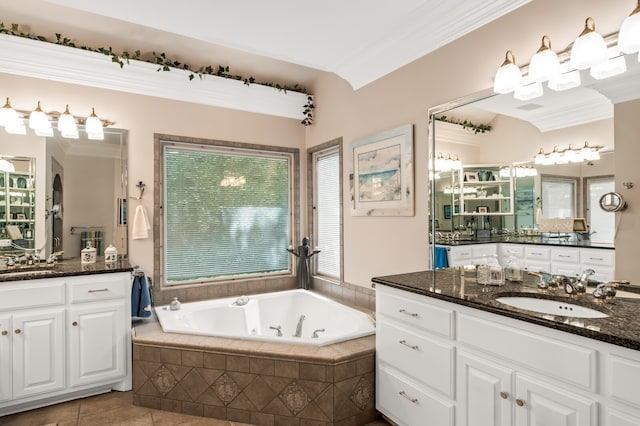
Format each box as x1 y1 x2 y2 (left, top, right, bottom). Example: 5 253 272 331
27 0 532 90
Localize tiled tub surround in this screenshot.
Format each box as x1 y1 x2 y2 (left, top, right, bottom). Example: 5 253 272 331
133 318 377 425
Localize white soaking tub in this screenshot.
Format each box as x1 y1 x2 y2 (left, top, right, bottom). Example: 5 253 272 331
155 289 376 346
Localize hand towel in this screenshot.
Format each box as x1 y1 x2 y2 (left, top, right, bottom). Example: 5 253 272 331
131 274 152 318
132 204 150 240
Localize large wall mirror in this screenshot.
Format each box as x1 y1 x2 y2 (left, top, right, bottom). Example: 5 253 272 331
0 127 128 260
428 50 640 279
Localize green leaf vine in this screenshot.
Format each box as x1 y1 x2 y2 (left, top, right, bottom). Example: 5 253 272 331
0 22 315 126
434 115 492 134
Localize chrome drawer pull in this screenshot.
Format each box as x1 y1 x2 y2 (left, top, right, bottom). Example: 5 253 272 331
399 391 418 404
558 254 570 258
399 339 419 350
399 308 419 318
590 257 603 261
88 288 109 293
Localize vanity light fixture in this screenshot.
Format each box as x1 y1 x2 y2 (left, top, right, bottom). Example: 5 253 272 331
434 152 462 172
534 142 602 165
1 97 112 140
528 36 560 82
618 0 640 54
494 8 640 98
570 17 609 70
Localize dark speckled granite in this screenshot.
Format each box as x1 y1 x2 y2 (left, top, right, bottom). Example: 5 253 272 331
436 235 614 249
372 268 640 351
0 259 133 282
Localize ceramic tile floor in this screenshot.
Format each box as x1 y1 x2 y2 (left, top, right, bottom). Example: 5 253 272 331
0 391 392 426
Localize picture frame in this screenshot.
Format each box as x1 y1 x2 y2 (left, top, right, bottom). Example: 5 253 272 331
476 206 489 214
464 172 478 182
348 124 414 216
16 213 26 220
443 204 452 219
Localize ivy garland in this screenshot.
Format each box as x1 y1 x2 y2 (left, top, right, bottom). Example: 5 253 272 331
0 22 315 126
434 115 492 134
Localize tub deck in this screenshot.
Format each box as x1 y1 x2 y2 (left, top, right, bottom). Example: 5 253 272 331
132 317 377 425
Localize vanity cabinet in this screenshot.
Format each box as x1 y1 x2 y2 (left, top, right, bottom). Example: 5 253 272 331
0 272 131 415
376 284 638 426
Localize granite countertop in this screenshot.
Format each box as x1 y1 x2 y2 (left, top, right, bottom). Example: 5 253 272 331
435 235 614 249
372 268 640 351
0 258 133 282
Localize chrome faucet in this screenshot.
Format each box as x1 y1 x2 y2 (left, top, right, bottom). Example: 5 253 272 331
233 296 250 306
593 282 617 299
293 315 306 337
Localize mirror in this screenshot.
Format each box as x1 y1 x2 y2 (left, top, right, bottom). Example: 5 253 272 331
429 50 640 274
0 127 128 259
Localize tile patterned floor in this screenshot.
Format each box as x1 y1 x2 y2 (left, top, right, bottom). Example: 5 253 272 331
0 391 392 425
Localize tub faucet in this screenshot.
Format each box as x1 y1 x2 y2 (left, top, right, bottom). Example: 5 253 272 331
293 315 306 337
233 296 250 306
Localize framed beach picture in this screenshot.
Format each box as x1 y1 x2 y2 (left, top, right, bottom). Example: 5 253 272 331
464 172 478 182
348 124 414 216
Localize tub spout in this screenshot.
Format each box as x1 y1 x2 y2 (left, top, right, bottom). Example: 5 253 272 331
233 296 250 306
269 326 282 337
293 315 306 337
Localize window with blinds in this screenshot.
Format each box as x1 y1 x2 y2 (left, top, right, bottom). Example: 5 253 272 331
314 148 341 278
162 143 293 285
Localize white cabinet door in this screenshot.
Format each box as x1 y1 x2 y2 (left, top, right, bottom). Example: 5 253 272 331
12 309 65 399
458 351 513 426
69 302 126 387
0 315 11 402
514 375 596 426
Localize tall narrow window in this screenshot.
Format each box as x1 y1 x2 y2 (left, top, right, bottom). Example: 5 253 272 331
313 146 341 279
541 175 578 218
585 176 614 244
161 140 295 285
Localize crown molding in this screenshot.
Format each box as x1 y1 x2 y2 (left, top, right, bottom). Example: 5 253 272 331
0 34 307 121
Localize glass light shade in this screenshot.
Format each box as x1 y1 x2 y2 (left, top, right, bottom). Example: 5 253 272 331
57 105 78 135
548 70 581 91
590 55 627 80
0 98 20 128
514 80 543 101
85 108 104 137
35 126 54 137
5 119 26 135
618 3 640 54
570 18 608 70
493 51 521 94
528 36 559 82
534 149 546 165
28 101 49 131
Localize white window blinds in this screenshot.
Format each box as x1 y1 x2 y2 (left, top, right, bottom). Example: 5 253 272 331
315 150 340 278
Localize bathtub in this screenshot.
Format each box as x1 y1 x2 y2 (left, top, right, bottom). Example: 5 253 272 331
155 289 376 346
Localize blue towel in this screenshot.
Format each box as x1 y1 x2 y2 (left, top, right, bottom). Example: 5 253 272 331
131 274 152 318
435 246 449 269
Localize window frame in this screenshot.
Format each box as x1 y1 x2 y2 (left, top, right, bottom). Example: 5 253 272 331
540 174 580 219
155 134 300 288
308 138 343 283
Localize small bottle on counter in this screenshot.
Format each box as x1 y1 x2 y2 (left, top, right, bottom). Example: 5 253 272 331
505 255 523 282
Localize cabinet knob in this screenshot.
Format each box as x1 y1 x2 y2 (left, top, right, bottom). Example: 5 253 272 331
72 321 78 327
516 399 525 407
14 329 21 334
1 330 7 336
499 392 509 399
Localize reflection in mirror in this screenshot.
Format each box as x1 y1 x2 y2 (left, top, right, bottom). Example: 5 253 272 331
429 48 640 276
0 127 127 260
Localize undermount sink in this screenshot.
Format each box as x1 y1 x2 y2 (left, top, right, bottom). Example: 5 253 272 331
496 296 609 319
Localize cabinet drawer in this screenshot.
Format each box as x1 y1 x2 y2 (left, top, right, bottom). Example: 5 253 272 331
377 285 454 339
580 249 615 268
376 366 454 426
609 353 640 407
500 244 524 258
525 246 550 260
0 280 65 311
551 248 579 263
69 276 127 303
458 313 596 391
471 244 497 259
378 320 454 397
449 246 472 266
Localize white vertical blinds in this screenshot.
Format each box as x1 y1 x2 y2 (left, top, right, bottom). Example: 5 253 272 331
163 145 291 284
315 150 340 278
